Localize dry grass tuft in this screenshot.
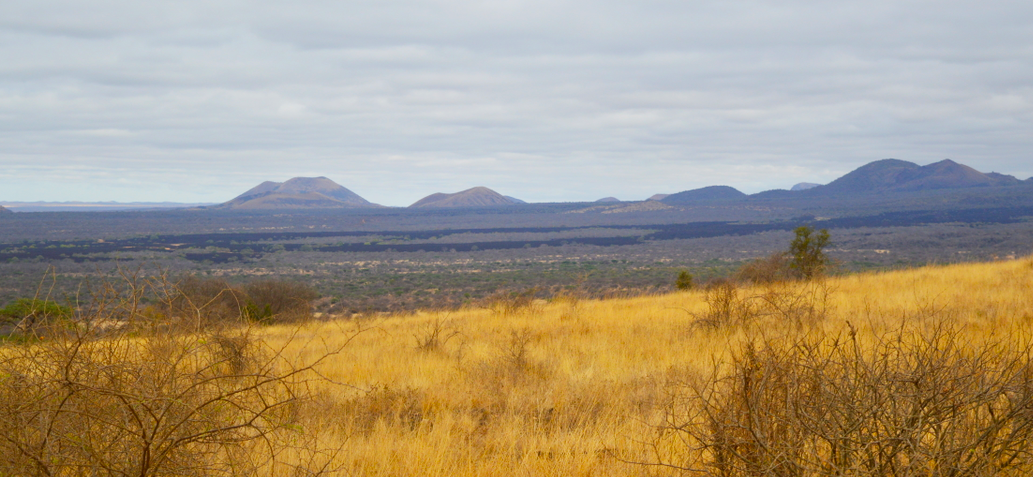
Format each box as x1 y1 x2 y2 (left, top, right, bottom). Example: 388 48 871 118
5 256 1033 475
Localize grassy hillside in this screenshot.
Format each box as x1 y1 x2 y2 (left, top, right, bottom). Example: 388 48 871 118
252 255 1033 475
4 256 1033 475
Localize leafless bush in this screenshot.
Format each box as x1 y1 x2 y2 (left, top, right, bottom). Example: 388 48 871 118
693 278 833 330
654 324 1033 476
413 317 462 353
735 252 790 285
754 279 835 327
244 279 319 324
693 280 755 328
335 386 429 436
0 270 354 476
167 275 249 329
482 287 543 317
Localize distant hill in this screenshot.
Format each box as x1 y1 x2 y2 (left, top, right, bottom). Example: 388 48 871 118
596 197 620 203
218 177 375 209
808 159 1023 196
661 186 746 205
505 196 527 204
791 182 821 191
0 202 214 212
410 187 519 208
647 194 669 201
0 205 11 214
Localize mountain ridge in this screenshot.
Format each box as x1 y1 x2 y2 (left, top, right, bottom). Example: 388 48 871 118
410 187 519 208
661 185 747 205
218 177 375 209
805 159 1022 196
210 159 1030 211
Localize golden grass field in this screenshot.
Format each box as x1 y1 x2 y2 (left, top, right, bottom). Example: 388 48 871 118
252 255 1033 475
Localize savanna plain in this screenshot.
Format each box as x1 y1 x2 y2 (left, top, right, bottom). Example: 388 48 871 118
5 253 1033 476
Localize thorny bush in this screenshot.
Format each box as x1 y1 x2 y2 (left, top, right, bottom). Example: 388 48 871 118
655 323 1033 476
0 270 353 476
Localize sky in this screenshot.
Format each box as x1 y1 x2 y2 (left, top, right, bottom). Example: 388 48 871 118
2 0 1032 206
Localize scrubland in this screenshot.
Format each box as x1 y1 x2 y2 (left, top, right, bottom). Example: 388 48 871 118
4 255 1033 475
269 255 1033 475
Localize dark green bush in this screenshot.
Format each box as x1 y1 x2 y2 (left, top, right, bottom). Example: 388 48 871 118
788 225 830 279
675 270 694 290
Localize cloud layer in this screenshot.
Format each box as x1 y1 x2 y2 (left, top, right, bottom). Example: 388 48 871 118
2 0 1032 205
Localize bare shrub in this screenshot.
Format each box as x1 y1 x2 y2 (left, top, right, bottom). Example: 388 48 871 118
168 275 249 329
735 252 790 285
336 386 429 436
413 317 462 353
654 324 1033 476
0 271 353 476
244 279 319 324
754 279 835 327
693 279 755 328
482 287 543 317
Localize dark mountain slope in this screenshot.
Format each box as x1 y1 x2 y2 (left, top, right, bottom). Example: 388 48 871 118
410 187 519 208
218 177 374 209
809 159 1023 196
661 186 746 205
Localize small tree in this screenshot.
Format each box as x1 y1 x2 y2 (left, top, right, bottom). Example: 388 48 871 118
788 226 830 280
675 270 694 290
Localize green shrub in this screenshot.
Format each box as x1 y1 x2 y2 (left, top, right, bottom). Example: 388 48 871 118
675 270 694 290
788 226 830 279
0 298 74 330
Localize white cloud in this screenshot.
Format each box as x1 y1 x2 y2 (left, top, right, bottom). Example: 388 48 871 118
1 0 1032 205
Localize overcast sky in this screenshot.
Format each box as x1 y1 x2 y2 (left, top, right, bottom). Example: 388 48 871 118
2 0 1032 206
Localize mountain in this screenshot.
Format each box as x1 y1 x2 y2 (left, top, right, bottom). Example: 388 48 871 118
0 206 11 214
809 159 1023 196
410 187 519 208
791 182 821 191
218 177 375 209
505 196 527 204
661 186 746 205
647 194 669 201
0 202 213 212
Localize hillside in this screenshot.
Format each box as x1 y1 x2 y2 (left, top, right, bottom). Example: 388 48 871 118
217 177 375 209
0 206 11 214
248 255 1033 475
409 186 520 208
808 158 1024 196
661 185 746 204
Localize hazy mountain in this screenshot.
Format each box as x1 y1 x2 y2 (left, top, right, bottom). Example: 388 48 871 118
791 182 821 191
410 187 519 208
808 159 1023 196
647 194 669 201
235 181 282 199
0 202 214 212
218 177 375 209
0 206 11 214
661 185 747 205
505 196 527 204
596 197 620 203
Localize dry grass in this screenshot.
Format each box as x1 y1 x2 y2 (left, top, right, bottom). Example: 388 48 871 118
241 255 1033 475
3 256 1032 475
